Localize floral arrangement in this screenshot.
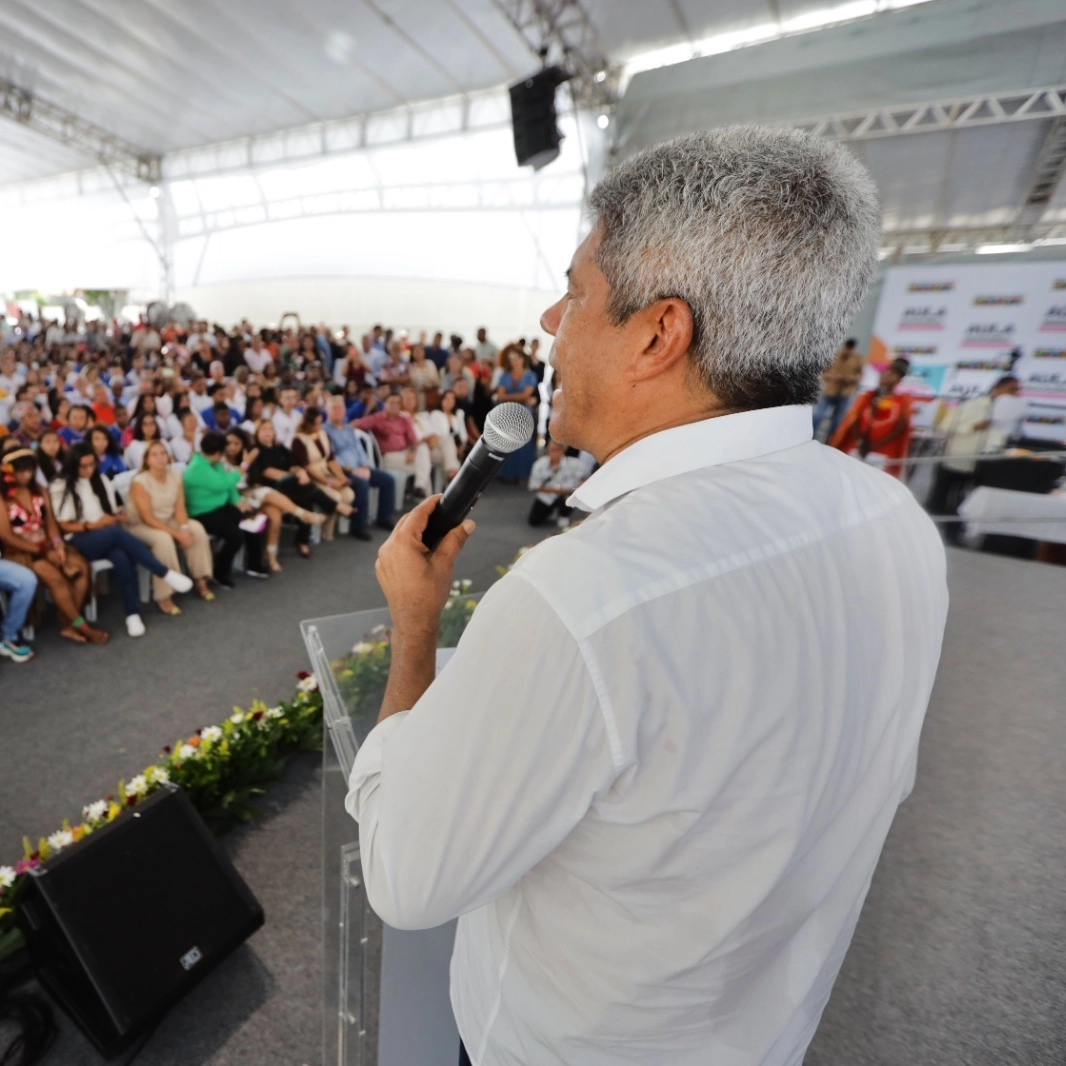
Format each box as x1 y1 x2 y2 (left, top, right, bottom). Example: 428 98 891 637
0 674 324 964
332 580 478 722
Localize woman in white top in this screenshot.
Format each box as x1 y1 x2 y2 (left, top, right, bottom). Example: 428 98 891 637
400 387 459 483
123 412 171 472
438 389 469 462
407 344 441 412
51 442 192 638
169 410 201 466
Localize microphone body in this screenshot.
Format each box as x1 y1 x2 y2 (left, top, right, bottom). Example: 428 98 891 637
422 402 535 550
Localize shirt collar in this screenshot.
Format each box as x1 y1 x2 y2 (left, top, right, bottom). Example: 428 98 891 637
569 405 813 512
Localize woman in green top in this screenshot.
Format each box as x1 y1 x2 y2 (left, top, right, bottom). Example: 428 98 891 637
182 432 268 587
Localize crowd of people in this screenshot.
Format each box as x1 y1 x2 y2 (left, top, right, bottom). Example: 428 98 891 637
0 314 559 664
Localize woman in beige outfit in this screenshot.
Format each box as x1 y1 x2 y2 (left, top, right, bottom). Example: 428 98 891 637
127 441 214 614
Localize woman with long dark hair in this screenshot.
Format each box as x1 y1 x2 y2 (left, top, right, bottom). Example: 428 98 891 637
36 428 67 485
87 423 127 477
0 446 106 644
52 443 193 637
123 411 169 472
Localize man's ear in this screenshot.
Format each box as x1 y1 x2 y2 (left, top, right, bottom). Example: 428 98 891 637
628 298 694 384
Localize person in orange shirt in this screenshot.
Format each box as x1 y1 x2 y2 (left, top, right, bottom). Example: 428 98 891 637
90 383 116 426
830 358 912 478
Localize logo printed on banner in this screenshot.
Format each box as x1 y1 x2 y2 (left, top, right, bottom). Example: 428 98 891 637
1025 413 1066 425
973 295 1023 306
1033 348 1066 359
898 307 947 330
906 282 954 293
892 345 937 358
1039 306 1066 331
1053 280 1066 290
1023 373 1066 395
956 359 1012 372
961 323 1016 347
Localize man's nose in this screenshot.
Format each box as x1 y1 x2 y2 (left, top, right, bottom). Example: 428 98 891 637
540 297 563 336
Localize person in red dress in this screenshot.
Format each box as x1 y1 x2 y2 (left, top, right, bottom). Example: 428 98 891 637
830 357 912 478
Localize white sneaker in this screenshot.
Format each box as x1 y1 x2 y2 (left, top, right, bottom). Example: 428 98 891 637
163 569 194 594
126 614 146 638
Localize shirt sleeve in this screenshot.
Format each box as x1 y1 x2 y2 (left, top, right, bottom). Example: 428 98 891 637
345 575 617 930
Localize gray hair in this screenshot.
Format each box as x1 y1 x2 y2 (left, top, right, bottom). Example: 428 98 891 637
588 125 880 409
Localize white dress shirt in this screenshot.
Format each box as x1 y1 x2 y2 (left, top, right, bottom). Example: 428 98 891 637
347 405 948 1066
528 454 586 505
272 407 302 448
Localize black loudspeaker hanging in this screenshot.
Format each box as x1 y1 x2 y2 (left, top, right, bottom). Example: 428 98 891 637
17 785 264 1059
509 65 571 170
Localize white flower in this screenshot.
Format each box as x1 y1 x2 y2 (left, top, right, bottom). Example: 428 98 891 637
230 712 244 724
145 766 169 785
83 800 108 823
351 642 373 656
178 743 197 761
266 707 283 719
201 726 223 743
124 775 148 797
47 830 74 851
0 866 16 889
297 676 319 693
460 579 472 592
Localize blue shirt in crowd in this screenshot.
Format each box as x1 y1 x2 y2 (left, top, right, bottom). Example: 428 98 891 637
324 421 371 470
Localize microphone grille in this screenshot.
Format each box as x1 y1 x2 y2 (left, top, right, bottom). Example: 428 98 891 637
483 402 535 453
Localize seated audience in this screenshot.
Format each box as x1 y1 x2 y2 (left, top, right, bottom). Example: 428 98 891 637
495 348 539 482
182 432 269 586
123 411 170 472
355 392 432 498
272 386 302 448
12 400 43 447
407 344 441 411
88 423 127 477
53 443 192 637
0 552 36 662
58 403 91 447
169 410 202 465
246 419 330 565
322 396 395 539
439 389 470 462
0 446 105 645
202 399 238 433
36 429 67 485
291 407 357 523
527 438 586 528
400 386 459 485
128 440 215 612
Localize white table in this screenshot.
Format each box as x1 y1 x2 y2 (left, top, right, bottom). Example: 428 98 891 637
958 487 1066 545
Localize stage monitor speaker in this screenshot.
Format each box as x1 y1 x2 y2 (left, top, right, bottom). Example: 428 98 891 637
17 784 264 1059
509 66 570 170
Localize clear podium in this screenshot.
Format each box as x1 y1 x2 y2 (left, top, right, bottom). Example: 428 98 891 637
302 602 479 1066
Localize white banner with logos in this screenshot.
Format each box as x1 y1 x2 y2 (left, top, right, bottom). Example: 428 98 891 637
869 263 1066 440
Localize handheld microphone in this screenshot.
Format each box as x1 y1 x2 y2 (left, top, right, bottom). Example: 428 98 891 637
422 402 535 550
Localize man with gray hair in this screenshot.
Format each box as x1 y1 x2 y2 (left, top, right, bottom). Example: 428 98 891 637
348 126 948 1065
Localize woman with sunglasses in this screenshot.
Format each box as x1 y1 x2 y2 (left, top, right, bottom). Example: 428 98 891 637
51 443 193 638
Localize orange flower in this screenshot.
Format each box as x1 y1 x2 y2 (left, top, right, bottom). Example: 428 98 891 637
188 736 201 748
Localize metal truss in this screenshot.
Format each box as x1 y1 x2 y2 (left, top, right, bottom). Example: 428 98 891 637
0 76 161 183
490 0 618 107
174 176 584 240
795 85 1066 142
879 221 1066 257
1015 117 1066 228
